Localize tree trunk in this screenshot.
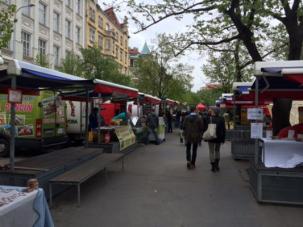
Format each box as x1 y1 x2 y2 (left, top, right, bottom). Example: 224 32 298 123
272 99 292 135
271 31 303 135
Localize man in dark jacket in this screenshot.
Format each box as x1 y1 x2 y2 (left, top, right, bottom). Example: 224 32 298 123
205 107 226 172
144 110 160 145
182 106 204 169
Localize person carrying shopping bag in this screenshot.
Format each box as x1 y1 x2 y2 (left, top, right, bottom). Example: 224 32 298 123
203 107 226 172
183 107 204 169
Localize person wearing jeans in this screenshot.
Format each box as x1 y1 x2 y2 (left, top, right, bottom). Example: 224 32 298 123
182 107 204 169
205 107 226 172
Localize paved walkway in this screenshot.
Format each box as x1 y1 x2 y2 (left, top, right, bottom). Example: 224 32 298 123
52 133 303 227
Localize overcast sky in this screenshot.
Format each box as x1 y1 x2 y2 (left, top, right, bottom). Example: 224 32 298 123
99 0 208 92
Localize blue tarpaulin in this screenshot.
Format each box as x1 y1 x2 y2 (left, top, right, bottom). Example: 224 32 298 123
0 60 93 90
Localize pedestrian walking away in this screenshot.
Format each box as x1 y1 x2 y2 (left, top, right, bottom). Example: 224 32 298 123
182 106 204 169
144 110 160 145
165 109 173 133
204 107 226 172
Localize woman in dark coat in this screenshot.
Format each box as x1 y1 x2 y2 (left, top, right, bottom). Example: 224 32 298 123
205 107 226 172
182 107 204 169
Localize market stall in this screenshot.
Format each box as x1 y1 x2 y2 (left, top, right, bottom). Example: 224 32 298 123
0 185 53 227
83 79 138 153
225 82 272 160
249 60 303 205
0 59 93 170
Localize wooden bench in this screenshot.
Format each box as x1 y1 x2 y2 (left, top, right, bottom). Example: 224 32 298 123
49 153 124 206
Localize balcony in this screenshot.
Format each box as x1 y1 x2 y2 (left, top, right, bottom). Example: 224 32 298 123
105 30 117 41
1 48 13 57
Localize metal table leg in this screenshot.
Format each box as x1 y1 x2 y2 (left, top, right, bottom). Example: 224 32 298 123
77 184 81 207
49 184 53 207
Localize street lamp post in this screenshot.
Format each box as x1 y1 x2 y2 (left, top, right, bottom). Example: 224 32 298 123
10 3 35 172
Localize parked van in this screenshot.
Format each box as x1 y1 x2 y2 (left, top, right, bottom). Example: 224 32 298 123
0 92 68 156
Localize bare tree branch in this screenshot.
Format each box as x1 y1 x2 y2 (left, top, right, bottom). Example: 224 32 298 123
280 0 291 16
292 0 301 11
133 3 217 34
240 42 288 69
173 34 240 57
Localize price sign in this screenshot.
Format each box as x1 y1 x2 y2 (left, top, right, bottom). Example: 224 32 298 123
247 108 263 120
8 89 22 103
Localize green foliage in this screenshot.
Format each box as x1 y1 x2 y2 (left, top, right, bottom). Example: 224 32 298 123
197 87 225 106
80 46 132 86
58 47 132 86
57 52 84 77
35 54 49 68
202 42 253 93
0 2 15 50
127 0 303 62
133 35 194 100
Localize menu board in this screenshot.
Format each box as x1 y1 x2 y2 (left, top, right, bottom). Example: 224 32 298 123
114 125 136 150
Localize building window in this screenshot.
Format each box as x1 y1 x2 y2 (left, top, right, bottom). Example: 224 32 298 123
22 0 31 16
76 0 81 14
106 23 110 31
98 35 103 49
120 49 123 61
65 20 71 39
54 46 60 66
105 39 111 50
89 7 95 22
38 39 46 56
65 0 71 8
98 16 103 29
39 2 47 25
89 28 95 43
76 26 81 44
53 12 60 33
21 31 31 57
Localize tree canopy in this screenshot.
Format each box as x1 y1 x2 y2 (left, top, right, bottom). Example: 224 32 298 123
59 47 133 86
126 0 303 134
0 2 15 50
132 35 195 103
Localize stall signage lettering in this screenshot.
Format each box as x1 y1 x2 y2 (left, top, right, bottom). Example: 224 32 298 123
5 103 33 112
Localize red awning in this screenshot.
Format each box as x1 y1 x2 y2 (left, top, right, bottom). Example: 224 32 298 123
285 74 303 85
166 99 176 106
144 96 161 105
94 83 138 98
0 88 39 96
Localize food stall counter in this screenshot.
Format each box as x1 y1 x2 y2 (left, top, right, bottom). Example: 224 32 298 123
89 125 136 152
259 138 303 168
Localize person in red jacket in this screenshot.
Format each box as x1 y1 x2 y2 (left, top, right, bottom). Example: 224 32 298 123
277 123 303 139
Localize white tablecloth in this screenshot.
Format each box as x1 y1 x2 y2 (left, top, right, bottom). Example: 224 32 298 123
261 138 303 168
0 186 54 227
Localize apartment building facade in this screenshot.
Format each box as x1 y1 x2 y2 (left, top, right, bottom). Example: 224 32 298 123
86 0 129 74
0 0 85 68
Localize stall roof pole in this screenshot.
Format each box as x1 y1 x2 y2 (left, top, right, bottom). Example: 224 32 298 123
85 89 89 147
254 77 259 166
10 76 16 171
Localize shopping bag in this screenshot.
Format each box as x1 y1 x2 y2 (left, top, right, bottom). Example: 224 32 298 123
88 131 94 142
203 123 217 140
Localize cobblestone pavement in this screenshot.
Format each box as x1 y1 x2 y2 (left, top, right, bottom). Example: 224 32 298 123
52 133 303 227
